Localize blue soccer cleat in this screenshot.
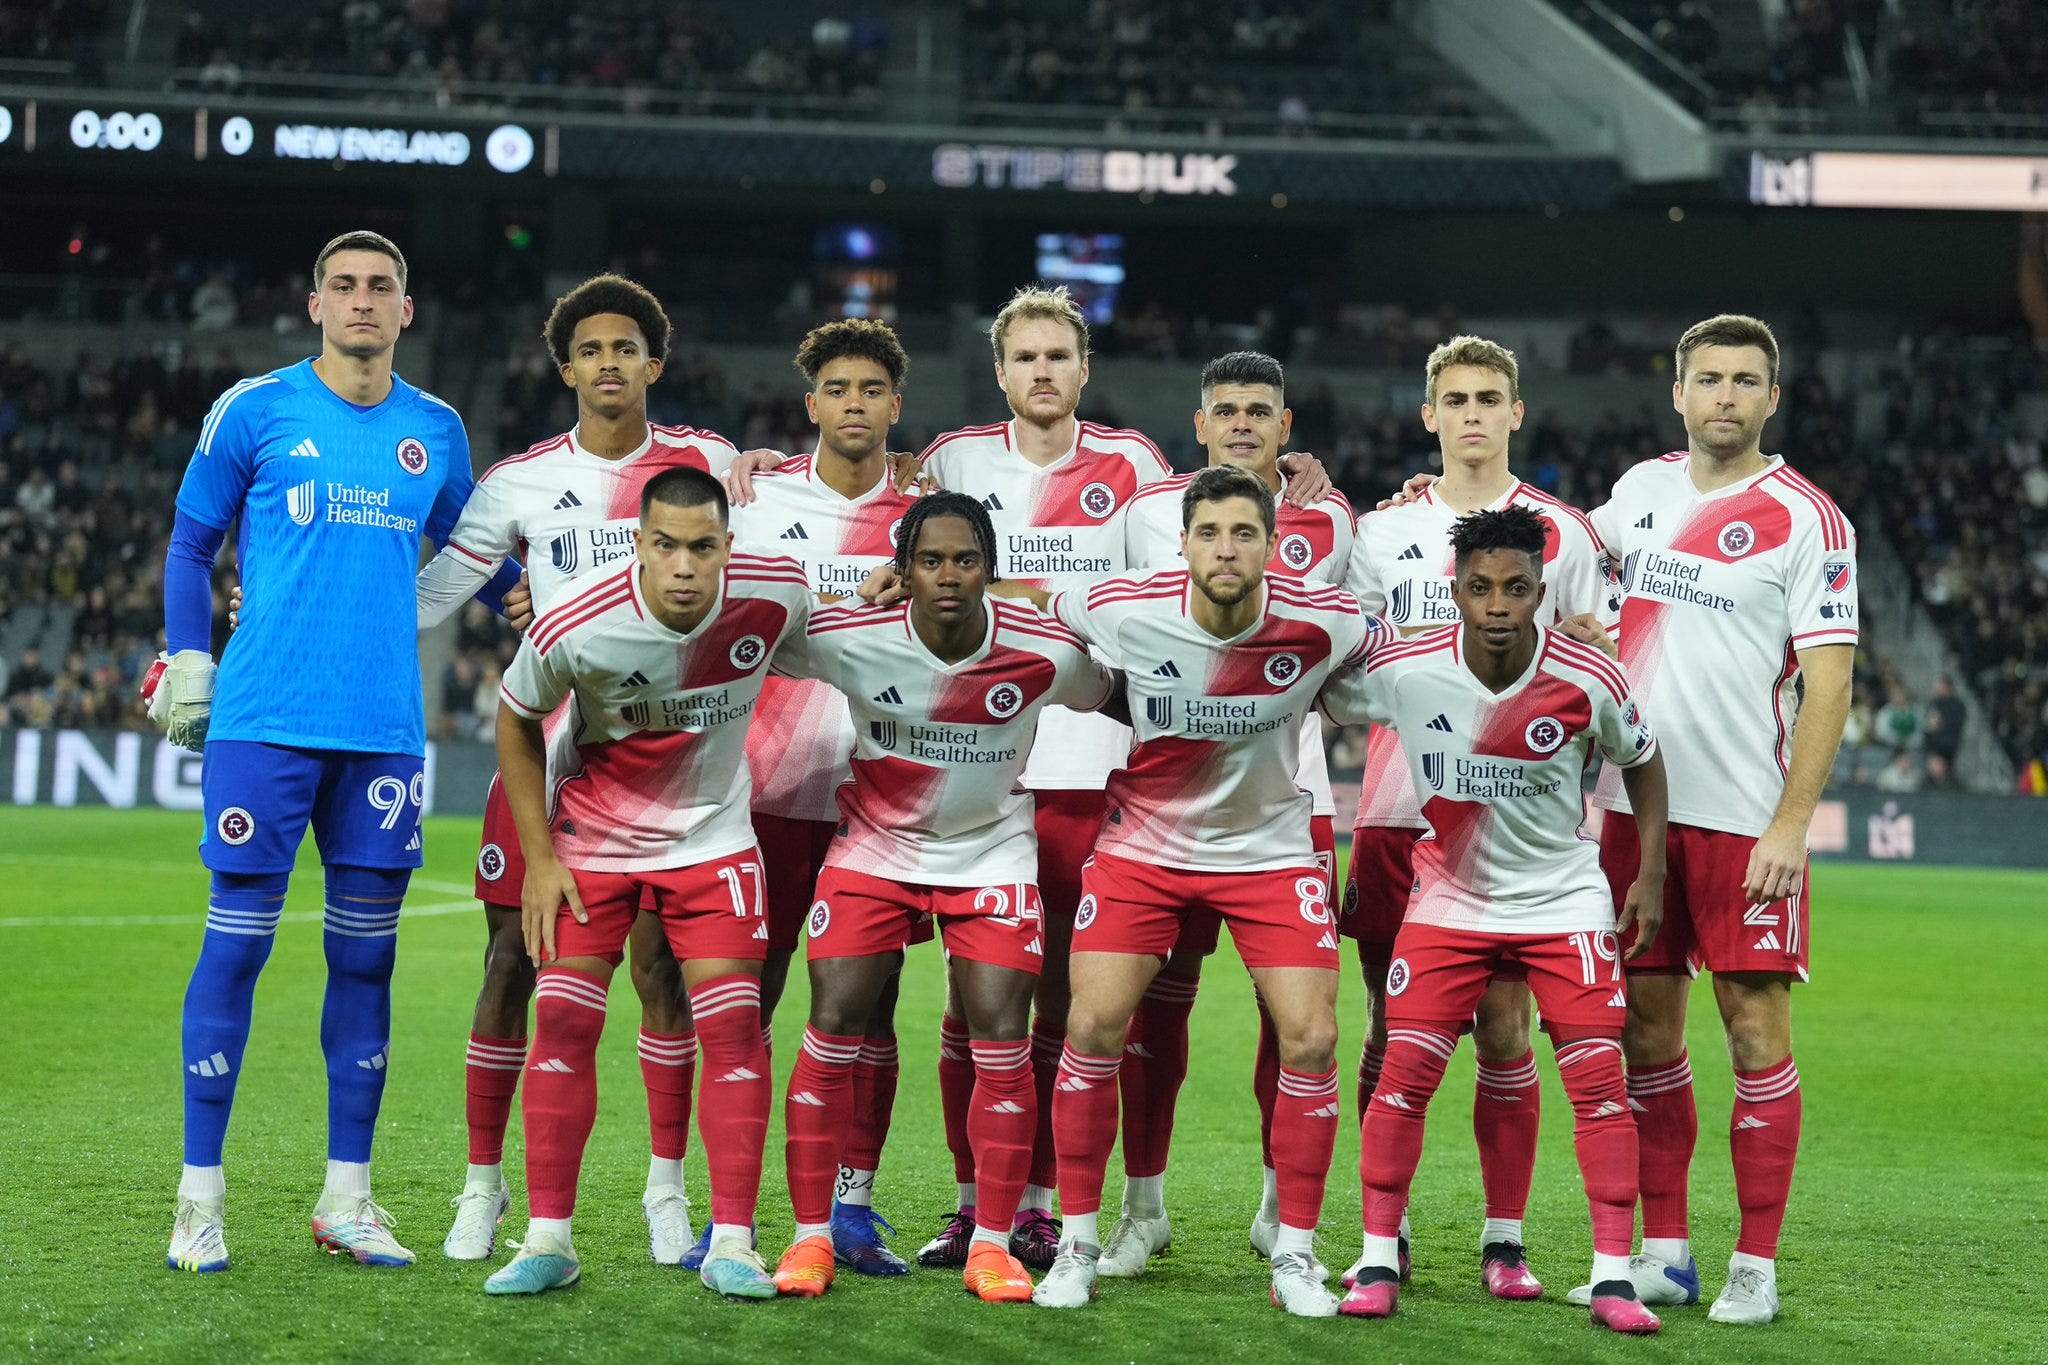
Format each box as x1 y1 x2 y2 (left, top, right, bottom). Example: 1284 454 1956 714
484 1233 580 1296
832 1204 910 1277
679 1222 715 1272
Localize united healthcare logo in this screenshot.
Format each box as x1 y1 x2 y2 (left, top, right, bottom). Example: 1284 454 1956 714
548 531 578 575
1389 580 1414 623
1422 751 1445 791
287 480 318 526
1145 693 1174 729
870 720 898 750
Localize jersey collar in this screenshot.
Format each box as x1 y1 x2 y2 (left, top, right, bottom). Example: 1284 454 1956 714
1451 621 1547 697
567 426 655 465
901 601 996 670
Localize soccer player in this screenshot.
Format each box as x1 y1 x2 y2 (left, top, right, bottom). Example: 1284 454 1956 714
482 467 811 1299
1340 336 1612 1297
1030 465 1371 1318
770 493 1117 1303
731 319 923 1275
413 274 742 1265
1317 504 1667 1335
1103 350 1354 1276
1572 315 1857 1324
160 231 475 1272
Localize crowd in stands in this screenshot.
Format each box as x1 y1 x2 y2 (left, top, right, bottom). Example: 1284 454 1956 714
0 0 108 78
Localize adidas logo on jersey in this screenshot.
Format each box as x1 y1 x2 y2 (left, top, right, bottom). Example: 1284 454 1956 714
1635 512 1653 529
982 493 1005 511
780 523 810 540
624 670 651 687
1316 930 1338 950
289 439 321 459
187 1051 231 1078
789 1090 826 1107
752 922 768 940
1426 713 1454 732
554 490 582 510
1397 543 1425 561
1753 931 1783 951
532 1058 574 1073
404 829 421 853
1608 988 1629 1008
356 1048 389 1072
984 1100 1027 1115
1153 661 1182 678
716 1066 762 1083
1735 1115 1771 1130
873 686 903 704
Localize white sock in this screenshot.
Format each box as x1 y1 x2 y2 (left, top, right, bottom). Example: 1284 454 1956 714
710 1221 753 1248
1122 1172 1165 1219
647 1156 684 1192
528 1215 572 1246
792 1220 832 1245
1400 1209 1412 1239
179 1164 225 1202
323 1160 371 1201
1063 1212 1100 1250
1644 1236 1691 1267
466 1162 504 1190
1273 1223 1315 1259
1019 1182 1052 1215
1591 1251 1632 1285
836 1167 876 1208
970 1226 1009 1250
1729 1250 1776 1282
1359 1231 1402 1272
1258 1165 1280 1221
959 1181 980 1210
1482 1216 1524 1249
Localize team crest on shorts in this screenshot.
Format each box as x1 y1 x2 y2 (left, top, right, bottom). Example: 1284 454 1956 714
1278 534 1313 571
1263 652 1302 687
396 437 429 476
1343 880 1359 916
1075 894 1098 931
729 635 767 669
1386 957 1410 996
216 806 256 846
478 844 506 881
985 681 1024 719
807 900 831 938
1718 520 1755 557
1080 482 1118 519
1524 716 1566 754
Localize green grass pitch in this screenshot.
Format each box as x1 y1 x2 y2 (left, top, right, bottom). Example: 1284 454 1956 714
1 806 2041 1362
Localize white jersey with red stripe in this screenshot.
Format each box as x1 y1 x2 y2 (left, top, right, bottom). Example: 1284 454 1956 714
1320 624 1658 934
1588 452 1858 836
781 598 1114 885
1122 470 1355 816
1049 570 1377 873
1345 479 1610 831
730 453 921 822
919 417 1173 790
498 554 812 873
443 424 741 614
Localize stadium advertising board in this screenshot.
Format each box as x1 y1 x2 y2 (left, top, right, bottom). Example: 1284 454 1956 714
1748 149 2048 211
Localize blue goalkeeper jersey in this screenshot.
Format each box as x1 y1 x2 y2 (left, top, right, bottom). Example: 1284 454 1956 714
175 359 473 756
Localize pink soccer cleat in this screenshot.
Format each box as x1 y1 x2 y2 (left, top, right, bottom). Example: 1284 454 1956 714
1590 1284 1663 1335
1481 1240 1544 1300
1338 1272 1400 1319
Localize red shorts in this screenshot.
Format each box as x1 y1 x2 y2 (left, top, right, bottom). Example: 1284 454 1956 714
1075 851 1338 971
477 774 657 913
808 866 1044 975
555 848 769 966
1343 824 1422 959
1173 815 1335 959
1599 816 1811 980
751 811 840 954
1384 921 1627 1036
1032 788 1108 926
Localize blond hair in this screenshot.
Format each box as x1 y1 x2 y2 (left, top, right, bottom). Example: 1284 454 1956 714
1675 313 1780 387
990 284 1090 364
1425 335 1520 404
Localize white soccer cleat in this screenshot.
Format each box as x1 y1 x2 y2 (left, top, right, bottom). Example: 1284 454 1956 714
1031 1243 1100 1308
1708 1264 1780 1324
1098 1212 1171 1278
443 1181 510 1261
643 1185 694 1266
1566 1252 1700 1307
1269 1251 1339 1317
312 1196 415 1267
1250 1211 1329 1280
167 1196 229 1273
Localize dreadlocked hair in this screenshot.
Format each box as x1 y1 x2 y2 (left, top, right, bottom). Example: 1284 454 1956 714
893 491 1000 583
1448 503 1549 572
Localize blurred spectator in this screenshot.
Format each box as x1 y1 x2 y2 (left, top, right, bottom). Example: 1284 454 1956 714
1874 750 1924 794
1922 676 1966 787
190 271 239 331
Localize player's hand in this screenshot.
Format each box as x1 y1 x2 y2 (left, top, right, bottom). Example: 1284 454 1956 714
887 450 936 495
1742 821 1806 906
1617 871 1665 961
1558 612 1617 658
722 448 788 507
858 563 906 606
1376 471 1437 511
141 649 216 751
522 856 587 966
1275 452 1332 506
227 585 243 632
503 572 534 634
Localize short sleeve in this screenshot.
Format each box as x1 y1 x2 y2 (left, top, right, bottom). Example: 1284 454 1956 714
175 385 267 530
442 464 520 570
1343 519 1387 616
501 634 569 720
1123 497 1180 570
1051 650 1117 712
1318 649 1393 728
772 614 821 681
1592 675 1658 770
1786 514 1859 650
1546 514 1611 621
1047 588 1101 649
422 411 476 547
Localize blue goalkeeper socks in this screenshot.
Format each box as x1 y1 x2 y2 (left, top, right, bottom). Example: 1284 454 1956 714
181 872 289 1167
320 866 409 1163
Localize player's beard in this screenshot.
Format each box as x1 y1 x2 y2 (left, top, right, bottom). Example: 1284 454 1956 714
1194 567 1258 607
1693 413 1759 456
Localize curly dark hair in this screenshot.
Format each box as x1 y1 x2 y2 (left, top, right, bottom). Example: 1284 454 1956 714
543 273 672 367
1448 503 1549 572
794 317 909 389
892 491 999 582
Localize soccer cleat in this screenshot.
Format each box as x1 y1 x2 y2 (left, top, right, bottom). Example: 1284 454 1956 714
917 1208 976 1268
1707 1264 1780 1324
483 1233 579 1296
1031 1242 1100 1309
443 1181 510 1261
679 1222 715 1272
1098 1211 1171 1278
1341 1235 1411 1288
702 1233 777 1299
167 1196 229 1273
1566 1252 1701 1307
1249 1211 1329 1280
1480 1240 1544 1300
312 1197 414 1267
773 1235 836 1298
1009 1208 1062 1272
643 1185 694 1266
1337 1268 1401 1318
964 1242 1035 1303
1269 1251 1339 1318
1590 1280 1663 1334
831 1203 910 1276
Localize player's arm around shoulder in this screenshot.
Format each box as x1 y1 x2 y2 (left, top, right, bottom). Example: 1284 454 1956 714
1315 614 1396 727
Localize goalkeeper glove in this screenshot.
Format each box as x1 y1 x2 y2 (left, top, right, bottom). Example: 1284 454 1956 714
142 649 217 752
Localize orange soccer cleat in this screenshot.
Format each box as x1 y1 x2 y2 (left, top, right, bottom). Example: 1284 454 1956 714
963 1242 1035 1304
773 1235 836 1298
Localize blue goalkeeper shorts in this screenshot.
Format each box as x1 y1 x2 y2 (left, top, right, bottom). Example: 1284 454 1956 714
199 740 426 874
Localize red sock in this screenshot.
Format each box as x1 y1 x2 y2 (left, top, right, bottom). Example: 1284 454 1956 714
523 970 608 1219
1359 1026 1456 1236
1731 1056 1801 1258
1272 1065 1340 1229
1118 974 1197 1179
690 975 770 1229
1050 1044 1121 1220
1026 1014 1065 1190
1473 1049 1540 1220
783 1026 862 1226
1556 1036 1638 1256
1626 1050 1697 1242
968 1039 1036 1234
465 1032 525 1166
937 1016 976 1187
1253 995 1282 1170
840 1038 898 1180
1356 1040 1385 1126
638 1028 697 1164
